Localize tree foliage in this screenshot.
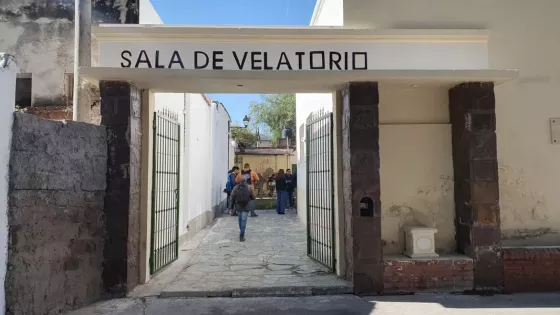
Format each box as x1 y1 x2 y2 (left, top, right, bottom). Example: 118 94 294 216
231 126 259 148
249 94 296 143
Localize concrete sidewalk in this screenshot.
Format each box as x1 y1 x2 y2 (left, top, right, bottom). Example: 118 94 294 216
66 293 560 315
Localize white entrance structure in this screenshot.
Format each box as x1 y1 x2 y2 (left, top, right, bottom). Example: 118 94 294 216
83 25 516 293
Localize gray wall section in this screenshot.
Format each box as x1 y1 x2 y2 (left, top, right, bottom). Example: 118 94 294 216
0 0 139 107
6 113 108 315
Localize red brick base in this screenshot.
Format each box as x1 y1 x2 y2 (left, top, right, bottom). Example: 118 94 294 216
503 247 560 292
25 106 72 120
383 256 474 293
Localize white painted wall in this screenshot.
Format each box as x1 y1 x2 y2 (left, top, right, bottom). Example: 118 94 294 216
378 84 454 254
0 53 18 315
139 0 163 24
153 93 231 239
343 0 560 246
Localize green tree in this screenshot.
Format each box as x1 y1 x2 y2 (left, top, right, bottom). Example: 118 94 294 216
249 94 296 143
231 126 259 147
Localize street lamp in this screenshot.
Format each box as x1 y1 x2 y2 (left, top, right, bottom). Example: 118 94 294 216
243 115 250 127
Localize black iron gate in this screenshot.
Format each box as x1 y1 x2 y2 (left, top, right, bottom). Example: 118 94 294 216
150 109 181 274
306 110 335 271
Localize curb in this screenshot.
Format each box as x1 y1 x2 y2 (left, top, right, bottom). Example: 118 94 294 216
160 285 353 298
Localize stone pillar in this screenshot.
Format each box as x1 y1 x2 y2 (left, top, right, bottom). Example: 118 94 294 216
341 82 383 294
449 82 502 291
99 81 142 295
0 53 18 315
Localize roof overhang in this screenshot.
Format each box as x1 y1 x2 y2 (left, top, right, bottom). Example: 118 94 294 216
81 67 518 93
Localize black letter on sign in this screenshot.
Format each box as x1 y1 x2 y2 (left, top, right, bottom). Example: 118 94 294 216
352 52 368 70
309 51 326 70
295 52 305 70
121 50 132 68
135 50 152 68
276 52 292 70
233 52 248 70
251 52 263 70
329 52 342 70
213 51 224 70
168 51 185 69
155 50 165 68
195 51 209 69
263 52 273 70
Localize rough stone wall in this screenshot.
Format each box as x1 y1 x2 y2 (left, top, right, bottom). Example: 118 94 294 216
5 113 107 315
341 82 383 294
0 0 139 107
449 82 503 291
99 81 141 295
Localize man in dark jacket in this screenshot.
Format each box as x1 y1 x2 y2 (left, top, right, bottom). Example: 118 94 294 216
229 177 256 242
285 169 296 210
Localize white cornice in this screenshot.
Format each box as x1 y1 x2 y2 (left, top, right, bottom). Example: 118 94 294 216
92 25 489 43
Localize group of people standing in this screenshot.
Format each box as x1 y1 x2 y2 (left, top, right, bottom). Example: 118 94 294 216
225 163 297 242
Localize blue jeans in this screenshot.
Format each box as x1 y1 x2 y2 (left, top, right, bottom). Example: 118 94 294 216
276 191 287 214
287 191 294 208
238 211 249 236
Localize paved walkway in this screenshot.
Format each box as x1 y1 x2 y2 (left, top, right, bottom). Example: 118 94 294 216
160 210 350 297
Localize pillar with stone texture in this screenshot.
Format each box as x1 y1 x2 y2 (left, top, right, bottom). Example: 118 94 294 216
449 82 502 291
0 53 18 315
341 82 383 295
99 81 142 295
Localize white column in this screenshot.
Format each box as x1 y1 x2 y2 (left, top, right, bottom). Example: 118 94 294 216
0 53 19 315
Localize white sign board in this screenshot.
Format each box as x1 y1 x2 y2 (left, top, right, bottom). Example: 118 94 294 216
98 41 488 71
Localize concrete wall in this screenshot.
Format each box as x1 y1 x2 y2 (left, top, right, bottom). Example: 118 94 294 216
379 84 454 254
164 94 231 243
0 0 139 107
6 113 107 315
210 101 231 215
343 0 560 247
0 54 18 315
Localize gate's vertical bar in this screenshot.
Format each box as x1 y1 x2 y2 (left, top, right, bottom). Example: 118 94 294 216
330 113 335 270
176 122 181 258
150 113 157 274
306 119 311 256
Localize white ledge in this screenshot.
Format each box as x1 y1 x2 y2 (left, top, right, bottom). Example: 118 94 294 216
92 25 489 42
81 67 517 93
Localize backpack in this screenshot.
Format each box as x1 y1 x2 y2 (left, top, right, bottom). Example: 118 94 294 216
226 172 236 191
241 169 252 185
234 184 252 208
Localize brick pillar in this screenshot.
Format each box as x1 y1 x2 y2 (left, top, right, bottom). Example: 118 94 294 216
341 82 383 294
99 81 142 295
449 82 502 291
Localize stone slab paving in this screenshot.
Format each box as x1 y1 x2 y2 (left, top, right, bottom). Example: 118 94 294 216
162 210 350 297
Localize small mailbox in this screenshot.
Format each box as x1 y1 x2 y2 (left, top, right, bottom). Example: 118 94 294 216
360 197 374 217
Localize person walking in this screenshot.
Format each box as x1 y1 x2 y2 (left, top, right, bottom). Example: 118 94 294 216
225 166 240 216
285 169 295 210
229 177 256 242
236 163 259 217
275 169 288 215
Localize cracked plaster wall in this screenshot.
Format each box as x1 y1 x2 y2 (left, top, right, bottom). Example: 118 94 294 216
5 113 107 315
0 0 139 108
378 84 456 255
344 0 560 250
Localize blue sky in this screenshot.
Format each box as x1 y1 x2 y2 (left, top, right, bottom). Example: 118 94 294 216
151 0 317 125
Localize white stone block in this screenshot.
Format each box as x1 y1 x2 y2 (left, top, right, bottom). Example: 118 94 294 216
403 226 439 258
